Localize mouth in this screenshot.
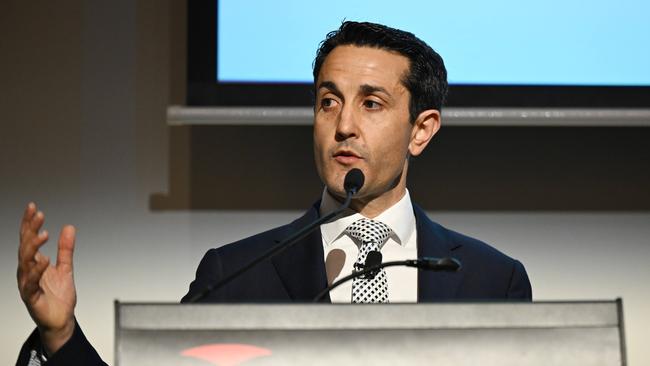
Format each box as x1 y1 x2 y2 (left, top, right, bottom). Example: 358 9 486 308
333 149 363 165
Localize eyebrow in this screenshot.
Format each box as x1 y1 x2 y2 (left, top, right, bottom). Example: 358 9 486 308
317 81 343 99
317 81 392 101
360 84 390 98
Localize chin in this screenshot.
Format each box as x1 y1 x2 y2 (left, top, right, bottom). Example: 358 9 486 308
325 181 346 197
321 161 368 195
322 173 346 196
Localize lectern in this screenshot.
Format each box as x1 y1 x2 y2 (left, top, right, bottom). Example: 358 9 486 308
115 300 626 365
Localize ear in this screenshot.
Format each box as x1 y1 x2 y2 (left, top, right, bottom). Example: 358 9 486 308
408 109 441 156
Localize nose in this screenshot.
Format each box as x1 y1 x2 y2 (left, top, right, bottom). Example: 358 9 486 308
335 104 359 141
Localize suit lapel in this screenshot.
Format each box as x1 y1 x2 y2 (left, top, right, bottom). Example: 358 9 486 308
271 203 331 303
415 205 464 301
269 203 462 303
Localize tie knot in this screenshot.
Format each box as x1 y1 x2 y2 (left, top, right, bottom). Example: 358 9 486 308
345 218 393 249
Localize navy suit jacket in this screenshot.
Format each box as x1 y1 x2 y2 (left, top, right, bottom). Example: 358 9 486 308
17 202 531 366
180 202 531 303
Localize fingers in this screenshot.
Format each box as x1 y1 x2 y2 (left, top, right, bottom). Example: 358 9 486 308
21 202 46 237
20 252 50 302
17 230 49 293
19 225 49 268
30 210 45 232
20 202 37 237
18 203 50 300
20 203 41 244
56 225 76 272
19 203 48 264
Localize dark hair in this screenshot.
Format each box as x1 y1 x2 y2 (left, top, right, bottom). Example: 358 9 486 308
313 21 448 122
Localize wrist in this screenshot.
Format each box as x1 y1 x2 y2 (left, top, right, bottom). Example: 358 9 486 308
38 318 76 355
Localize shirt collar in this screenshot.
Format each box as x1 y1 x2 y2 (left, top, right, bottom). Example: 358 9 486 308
319 188 416 248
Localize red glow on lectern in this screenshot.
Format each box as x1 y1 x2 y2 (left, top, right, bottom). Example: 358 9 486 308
181 343 272 366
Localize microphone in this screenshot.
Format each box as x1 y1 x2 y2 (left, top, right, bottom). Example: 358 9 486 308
187 169 365 302
312 256 461 302
343 168 364 196
354 250 382 279
407 257 461 271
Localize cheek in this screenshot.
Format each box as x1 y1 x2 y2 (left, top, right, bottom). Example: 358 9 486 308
372 133 410 175
312 123 325 151
313 116 330 142
374 126 410 157
313 125 334 178
313 133 329 165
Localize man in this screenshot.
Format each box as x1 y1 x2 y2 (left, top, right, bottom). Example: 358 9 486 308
16 21 531 365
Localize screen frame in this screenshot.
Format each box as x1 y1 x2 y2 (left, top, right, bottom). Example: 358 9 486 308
187 1 650 108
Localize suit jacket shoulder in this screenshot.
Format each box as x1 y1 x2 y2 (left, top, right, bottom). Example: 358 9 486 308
183 202 532 303
181 203 328 303
414 204 532 301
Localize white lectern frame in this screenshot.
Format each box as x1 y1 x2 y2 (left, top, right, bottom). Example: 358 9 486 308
115 300 626 366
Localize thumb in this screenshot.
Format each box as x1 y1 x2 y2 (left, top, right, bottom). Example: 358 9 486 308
56 225 76 272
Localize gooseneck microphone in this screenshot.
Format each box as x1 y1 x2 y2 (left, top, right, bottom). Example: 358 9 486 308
312 255 461 302
343 168 364 196
187 169 365 302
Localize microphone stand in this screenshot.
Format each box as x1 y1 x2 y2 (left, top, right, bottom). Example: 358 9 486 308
312 257 461 303
186 189 356 303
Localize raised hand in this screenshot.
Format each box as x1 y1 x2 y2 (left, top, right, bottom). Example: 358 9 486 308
17 202 77 354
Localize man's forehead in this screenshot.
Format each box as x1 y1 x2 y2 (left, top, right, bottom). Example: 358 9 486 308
316 45 410 92
320 45 409 70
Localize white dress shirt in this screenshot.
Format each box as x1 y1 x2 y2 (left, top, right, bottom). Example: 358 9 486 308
320 188 418 303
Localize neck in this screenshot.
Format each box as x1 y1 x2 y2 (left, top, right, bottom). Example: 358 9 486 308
350 186 407 218
327 184 406 219
326 164 410 218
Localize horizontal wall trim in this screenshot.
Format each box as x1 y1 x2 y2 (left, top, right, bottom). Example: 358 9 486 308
167 106 650 127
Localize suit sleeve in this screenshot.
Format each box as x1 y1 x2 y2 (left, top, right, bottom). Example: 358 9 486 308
506 259 533 300
180 249 223 303
16 320 107 366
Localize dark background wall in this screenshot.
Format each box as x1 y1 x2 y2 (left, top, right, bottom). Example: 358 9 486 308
151 125 650 210
1 1 648 364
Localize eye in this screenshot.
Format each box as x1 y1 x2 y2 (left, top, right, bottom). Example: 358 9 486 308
363 99 382 110
321 97 339 110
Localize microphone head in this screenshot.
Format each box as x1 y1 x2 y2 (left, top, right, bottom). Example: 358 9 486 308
363 250 383 279
344 168 364 195
365 250 383 267
415 257 462 271
436 257 462 271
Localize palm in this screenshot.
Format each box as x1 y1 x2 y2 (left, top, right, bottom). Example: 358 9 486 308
28 263 76 331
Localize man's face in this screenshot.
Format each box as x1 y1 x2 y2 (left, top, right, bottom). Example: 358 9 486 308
313 45 416 206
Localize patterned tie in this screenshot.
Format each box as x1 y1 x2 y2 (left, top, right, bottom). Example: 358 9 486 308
345 218 393 303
